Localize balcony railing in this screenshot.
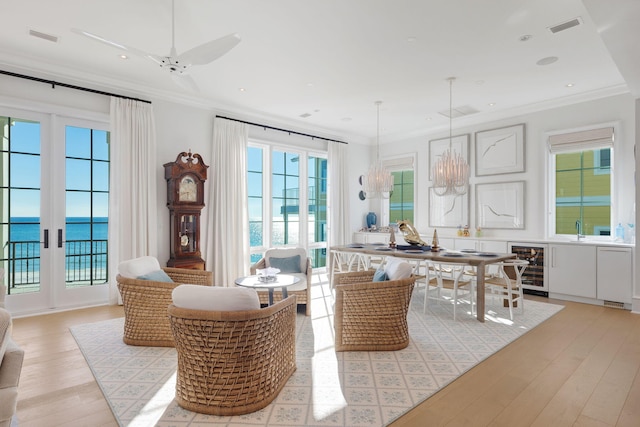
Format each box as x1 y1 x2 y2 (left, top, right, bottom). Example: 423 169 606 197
3 239 108 293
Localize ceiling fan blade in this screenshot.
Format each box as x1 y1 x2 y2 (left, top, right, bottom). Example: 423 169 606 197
178 33 241 66
171 73 199 93
71 28 164 66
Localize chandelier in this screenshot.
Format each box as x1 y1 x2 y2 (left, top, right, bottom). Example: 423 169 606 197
433 77 469 196
362 101 394 199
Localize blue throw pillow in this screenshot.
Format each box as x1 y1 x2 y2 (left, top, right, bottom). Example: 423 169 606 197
373 267 388 282
137 269 174 283
268 255 302 273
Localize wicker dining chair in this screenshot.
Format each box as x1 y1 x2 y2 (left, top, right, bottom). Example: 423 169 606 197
333 270 416 351
168 295 297 415
116 257 213 347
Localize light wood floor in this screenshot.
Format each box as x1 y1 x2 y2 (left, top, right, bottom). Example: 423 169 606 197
10 296 640 427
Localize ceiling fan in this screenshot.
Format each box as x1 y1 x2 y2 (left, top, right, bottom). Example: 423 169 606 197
72 0 240 92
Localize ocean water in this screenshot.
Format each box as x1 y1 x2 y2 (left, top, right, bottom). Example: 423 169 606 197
5 217 108 273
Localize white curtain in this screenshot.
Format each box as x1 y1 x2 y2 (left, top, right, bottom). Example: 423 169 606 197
328 141 350 247
205 117 249 286
108 97 158 304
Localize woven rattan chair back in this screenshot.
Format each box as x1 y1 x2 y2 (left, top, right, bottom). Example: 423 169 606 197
116 267 212 347
333 270 416 351
168 296 297 415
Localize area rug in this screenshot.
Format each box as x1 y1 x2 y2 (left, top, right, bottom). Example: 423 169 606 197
70 291 563 427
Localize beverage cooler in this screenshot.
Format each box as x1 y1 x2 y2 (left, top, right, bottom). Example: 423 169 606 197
508 242 549 297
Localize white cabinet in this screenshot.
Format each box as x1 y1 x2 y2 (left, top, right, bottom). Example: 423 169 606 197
453 238 507 253
453 238 478 251
352 231 407 245
549 244 597 298
597 246 632 303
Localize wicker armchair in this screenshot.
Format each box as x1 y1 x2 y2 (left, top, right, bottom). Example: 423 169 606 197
250 247 312 315
333 270 416 351
168 295 297 415
116 266 212 346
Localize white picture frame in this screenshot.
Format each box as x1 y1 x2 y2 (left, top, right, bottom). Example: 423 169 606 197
428 134 469 180
475 123 525 176
476 181 525 229
428 187 469 228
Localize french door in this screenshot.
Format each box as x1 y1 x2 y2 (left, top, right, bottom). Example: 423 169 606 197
1 107 110 315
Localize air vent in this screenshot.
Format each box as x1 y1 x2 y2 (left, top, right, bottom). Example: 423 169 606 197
604 300 625 309
548 17 582 34
29 29 58 43
299 113 311 118
438 105 479 119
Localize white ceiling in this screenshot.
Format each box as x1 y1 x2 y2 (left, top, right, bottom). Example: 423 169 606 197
0 0 638 144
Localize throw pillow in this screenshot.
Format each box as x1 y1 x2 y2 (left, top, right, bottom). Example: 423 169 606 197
372 267 388 282
137 269 174 283
118 256 161 278
384 257 413 280
172 285 260 311
268 255 302 273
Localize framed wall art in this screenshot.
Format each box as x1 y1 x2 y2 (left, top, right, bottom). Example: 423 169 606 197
475 123 525 176
428 187 469 228
428 134 469 180
476 181 525 229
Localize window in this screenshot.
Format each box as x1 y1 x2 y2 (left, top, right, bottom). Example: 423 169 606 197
549 127 614 238
382 155 416 226
389 170 414 223
247 144 327 268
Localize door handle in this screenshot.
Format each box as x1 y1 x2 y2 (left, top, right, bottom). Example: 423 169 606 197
43 229 49 249
58 229 63 248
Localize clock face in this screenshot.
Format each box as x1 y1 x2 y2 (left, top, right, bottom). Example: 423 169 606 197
178 175 197 202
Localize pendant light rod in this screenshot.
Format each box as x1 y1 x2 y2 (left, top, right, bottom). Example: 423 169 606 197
362 100 394 199
432 76 469 197
375 100 382 161
448 77 455 149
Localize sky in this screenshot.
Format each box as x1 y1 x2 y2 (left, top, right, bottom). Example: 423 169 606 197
6 119 109 218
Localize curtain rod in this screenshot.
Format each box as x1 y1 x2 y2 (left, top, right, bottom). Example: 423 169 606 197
216 115 347 145
0 69 152 104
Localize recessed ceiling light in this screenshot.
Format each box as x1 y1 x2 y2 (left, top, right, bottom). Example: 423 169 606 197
519 34 533 42
300 113 311 118
238 87 245 92
119 54 128 60
536 56 558 66
407 36 417 43
306 82 314 87
476 80 485 85
488 103 496 107
566 83 575 87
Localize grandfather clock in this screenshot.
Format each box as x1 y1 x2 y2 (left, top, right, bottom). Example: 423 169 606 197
164 150 208 270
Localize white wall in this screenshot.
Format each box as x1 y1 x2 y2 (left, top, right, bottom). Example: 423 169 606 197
2 72 637 282
351 93 637 242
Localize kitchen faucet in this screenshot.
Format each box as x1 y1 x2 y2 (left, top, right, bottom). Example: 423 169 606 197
576 219 585 240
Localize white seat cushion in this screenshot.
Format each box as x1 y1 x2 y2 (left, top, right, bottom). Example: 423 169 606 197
118 256 161 279
172 284 260 311
384 256 413 280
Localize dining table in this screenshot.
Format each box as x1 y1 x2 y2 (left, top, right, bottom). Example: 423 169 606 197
329 244 517 322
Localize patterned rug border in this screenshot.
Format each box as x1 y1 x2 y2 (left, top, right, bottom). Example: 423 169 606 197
71 294 564 427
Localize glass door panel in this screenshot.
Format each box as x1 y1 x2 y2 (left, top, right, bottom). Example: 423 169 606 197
1 116 43 297
64 125 109 289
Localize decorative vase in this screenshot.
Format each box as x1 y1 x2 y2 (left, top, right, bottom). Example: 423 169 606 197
366 212 377 229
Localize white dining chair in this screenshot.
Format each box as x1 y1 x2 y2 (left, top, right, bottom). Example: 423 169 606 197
424 261 475 320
